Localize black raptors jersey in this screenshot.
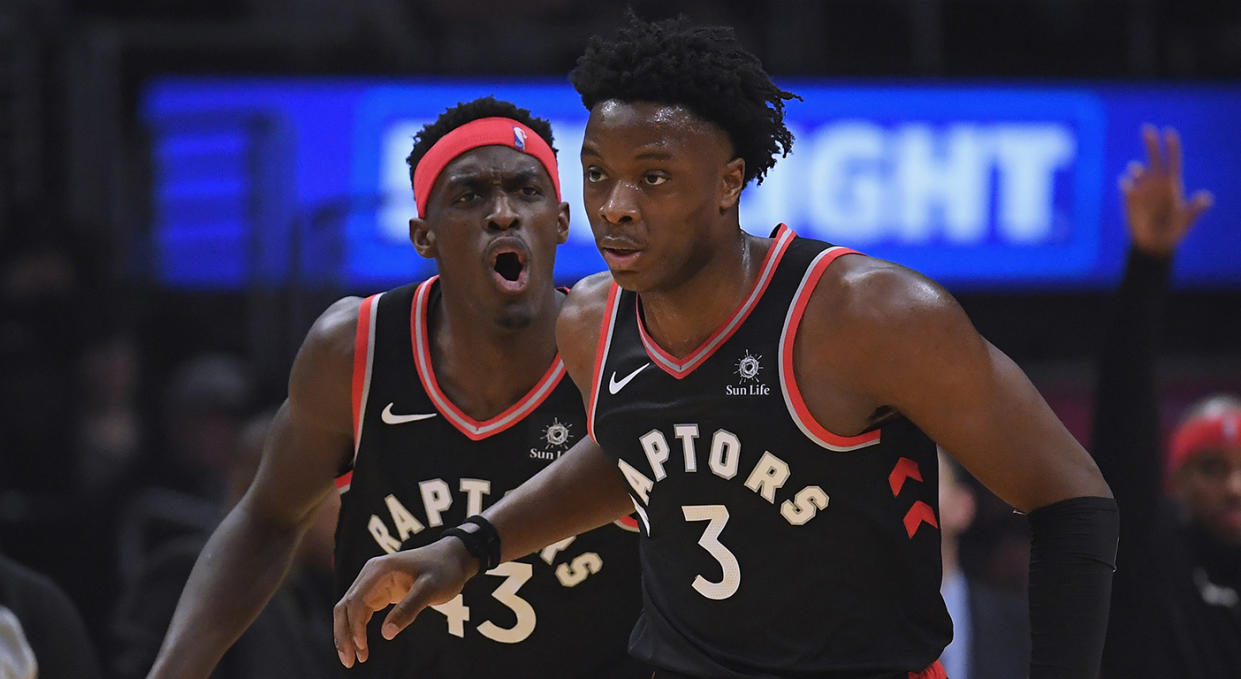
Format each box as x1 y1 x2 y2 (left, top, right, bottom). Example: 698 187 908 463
334 278 645 678
588 226 951 679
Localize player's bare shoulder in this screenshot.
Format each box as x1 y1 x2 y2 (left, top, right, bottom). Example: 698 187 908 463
800 254 977 371
816 255 963 335
288 296 365 434
557 272 615 384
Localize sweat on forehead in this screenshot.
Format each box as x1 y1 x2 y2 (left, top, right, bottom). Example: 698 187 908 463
585 101 736 157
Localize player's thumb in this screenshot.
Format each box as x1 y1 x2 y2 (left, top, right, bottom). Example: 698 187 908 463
1186 190 1214 223
381 577 434 640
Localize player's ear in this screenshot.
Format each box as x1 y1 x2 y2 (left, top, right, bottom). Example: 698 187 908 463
556 201 570 245
719 157 745 212
410 217 437 258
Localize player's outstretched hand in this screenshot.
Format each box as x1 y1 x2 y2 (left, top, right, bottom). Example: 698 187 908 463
332 537 476 668
1120 124 1214 257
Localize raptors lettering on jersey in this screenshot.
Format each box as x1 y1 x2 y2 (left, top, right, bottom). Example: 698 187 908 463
617 425 831 527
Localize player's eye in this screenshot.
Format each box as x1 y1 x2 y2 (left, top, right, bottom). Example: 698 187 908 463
643 173 668 186
585 167 606 183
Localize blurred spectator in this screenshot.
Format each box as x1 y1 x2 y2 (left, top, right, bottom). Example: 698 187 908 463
77 332 143 495
154 353 253 499
938 451 1030 679
0 227 86 493
0 211 125 653
112 409 338 679
0 553 102 679
1093 125 1239 678
100 352 254 661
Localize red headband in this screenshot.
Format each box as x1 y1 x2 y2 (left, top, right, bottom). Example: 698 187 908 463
412 117 560 217
1168 410 1241 473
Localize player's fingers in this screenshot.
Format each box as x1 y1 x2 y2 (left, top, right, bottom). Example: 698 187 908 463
345 587 378 664
1118 175 1134 197
381 576 436 640
337 561 399 665
1126 160 1145 181
332 599 357 668
1165 127 1183 179
1141 124 1163 174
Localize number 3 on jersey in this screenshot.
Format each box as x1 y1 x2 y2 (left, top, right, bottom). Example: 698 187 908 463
430 561 537 643
683 504 741 600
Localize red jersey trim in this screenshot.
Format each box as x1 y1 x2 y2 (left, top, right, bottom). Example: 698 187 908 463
587 282 623 443
637 224 795 380
351 294 382 458
411 277 566 441
778 247 882 452
343 293 382 493
909 660 947 679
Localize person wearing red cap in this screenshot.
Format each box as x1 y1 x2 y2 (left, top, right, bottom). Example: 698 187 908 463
1092 125 1238 679
144 97 645 679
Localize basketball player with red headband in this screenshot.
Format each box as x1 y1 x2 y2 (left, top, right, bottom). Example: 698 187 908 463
145 97 646 679
1093 125 1238 679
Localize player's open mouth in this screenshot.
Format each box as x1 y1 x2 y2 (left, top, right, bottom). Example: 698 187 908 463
491 248 528 292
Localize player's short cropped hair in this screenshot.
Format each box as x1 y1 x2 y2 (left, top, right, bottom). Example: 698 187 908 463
569 12 800 187
406 96 558 186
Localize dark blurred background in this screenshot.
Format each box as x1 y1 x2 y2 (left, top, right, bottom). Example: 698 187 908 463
0 1 1238 676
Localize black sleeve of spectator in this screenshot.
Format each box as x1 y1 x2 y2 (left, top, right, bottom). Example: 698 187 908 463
1091 248 1170 547
1027 496 1119 679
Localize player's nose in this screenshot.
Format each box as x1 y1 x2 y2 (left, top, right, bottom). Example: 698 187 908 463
599 181 639 225
486 193 520 231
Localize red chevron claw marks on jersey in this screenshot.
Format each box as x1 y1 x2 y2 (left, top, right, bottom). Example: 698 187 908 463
335 279 644 679
889 457 924 496
904 501 940 538
590 225 951 678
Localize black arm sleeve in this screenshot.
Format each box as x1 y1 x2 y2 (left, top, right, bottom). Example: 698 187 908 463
1027 496 1119 679
1090 247 1171 549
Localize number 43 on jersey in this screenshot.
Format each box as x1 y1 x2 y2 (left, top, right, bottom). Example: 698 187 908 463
428 538 603 643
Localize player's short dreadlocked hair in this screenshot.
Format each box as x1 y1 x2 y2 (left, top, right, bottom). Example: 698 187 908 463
406 96 557 186
569 13 800 186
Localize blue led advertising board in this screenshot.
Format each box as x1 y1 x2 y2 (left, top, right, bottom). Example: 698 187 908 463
144 78 1241 291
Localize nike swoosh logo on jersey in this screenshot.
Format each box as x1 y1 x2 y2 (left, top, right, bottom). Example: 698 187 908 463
608 362 650 395
381 403 439 425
